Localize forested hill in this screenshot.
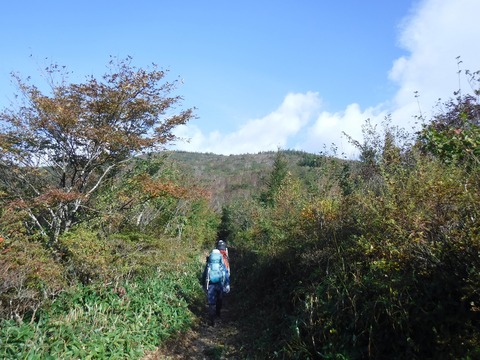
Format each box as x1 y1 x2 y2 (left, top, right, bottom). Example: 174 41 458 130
167 150 281 200
164 149 346 210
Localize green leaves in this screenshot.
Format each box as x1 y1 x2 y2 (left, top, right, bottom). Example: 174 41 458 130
419 94 480 168
0 264 202 359
223 116 480 357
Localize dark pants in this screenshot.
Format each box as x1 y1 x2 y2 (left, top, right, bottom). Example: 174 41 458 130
207 283 223 323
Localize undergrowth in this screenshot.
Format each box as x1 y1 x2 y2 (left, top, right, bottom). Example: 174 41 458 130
223 115 480 359
0 261 205 359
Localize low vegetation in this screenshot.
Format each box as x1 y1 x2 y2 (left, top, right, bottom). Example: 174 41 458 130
0 263 204 359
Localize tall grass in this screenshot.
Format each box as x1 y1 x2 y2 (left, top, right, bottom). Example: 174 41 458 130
0 261 204 359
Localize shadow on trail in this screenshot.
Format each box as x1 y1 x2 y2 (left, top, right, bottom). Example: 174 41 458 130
185 245 293 359
146 246 266 359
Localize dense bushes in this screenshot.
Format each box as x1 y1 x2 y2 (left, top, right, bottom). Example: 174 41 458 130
299 153 480 359
0 238 67 321
0 149 218 357
0 152 218 319
226 110 480 358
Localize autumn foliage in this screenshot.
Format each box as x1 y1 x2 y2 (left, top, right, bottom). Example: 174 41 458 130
2 58 480 359
225 94 480 358
0 56 195 244
0 58 217 323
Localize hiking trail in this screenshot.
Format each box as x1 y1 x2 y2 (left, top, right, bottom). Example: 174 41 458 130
142 291 252 359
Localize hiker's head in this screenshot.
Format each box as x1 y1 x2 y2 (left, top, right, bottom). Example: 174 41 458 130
216 240 226 250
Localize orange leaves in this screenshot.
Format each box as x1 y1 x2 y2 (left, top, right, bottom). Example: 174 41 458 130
301 206 316 222
0 236 11 254
139 175 209 201
36 188 83 205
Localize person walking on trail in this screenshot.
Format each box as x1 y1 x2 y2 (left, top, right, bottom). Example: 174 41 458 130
216 240 230 275
202 248 230 326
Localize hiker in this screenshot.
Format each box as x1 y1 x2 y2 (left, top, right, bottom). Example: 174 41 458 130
216 240 230 275
202 248 230 326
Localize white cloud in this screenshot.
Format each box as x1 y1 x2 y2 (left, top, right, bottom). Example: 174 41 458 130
173 0 480 157
390 0 480 121
172 92 321 154
299 103 387 158
312 0 480 157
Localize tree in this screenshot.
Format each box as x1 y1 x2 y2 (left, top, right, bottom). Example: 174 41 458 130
0 56 195 243
259 150 289 206
418 93 480 167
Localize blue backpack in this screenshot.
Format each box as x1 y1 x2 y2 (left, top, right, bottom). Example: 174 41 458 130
207 251 225 284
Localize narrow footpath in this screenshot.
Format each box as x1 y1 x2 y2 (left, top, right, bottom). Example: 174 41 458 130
142 291 250 359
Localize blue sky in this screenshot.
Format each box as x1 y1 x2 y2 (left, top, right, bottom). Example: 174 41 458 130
1 0 479 157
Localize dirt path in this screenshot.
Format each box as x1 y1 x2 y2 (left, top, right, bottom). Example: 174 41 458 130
142 290 250 360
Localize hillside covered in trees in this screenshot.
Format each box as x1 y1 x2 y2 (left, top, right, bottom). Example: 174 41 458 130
1 59 479 359
166 149 342 210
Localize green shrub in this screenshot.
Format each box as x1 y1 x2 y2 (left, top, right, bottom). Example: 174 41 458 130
60 228 204 284
226 119 480 358
0 262 204 359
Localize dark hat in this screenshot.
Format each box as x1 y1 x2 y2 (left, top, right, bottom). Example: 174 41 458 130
216 240 227 250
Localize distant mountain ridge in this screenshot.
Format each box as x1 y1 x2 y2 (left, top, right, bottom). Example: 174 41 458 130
164 150 334 210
